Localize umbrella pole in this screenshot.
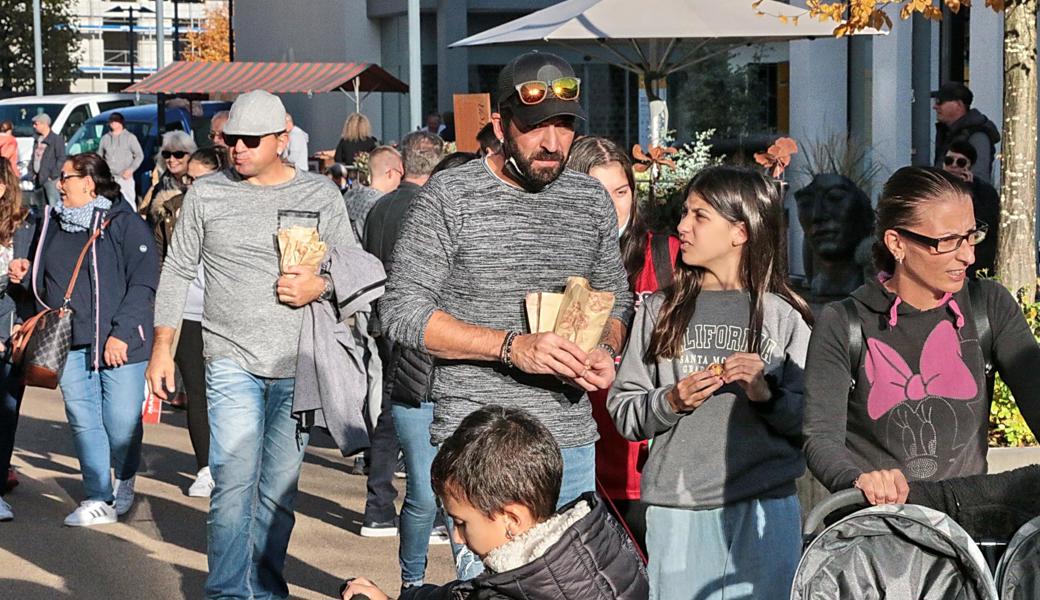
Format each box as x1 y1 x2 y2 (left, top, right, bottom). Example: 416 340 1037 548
354 78 361 113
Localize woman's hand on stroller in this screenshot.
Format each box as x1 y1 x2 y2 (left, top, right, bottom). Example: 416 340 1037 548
854 469 909 506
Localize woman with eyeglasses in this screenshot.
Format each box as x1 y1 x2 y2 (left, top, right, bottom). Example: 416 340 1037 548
139 131 197 249
8 153 158 526
160 147 226 497
0 159 35 521
803 166 1040 506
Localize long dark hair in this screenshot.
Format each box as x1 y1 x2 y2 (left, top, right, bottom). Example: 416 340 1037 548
66 153 122 202
567 136 648 289
0 160 26 246
873 166 972 274
189 146 228 173
646 165 813 361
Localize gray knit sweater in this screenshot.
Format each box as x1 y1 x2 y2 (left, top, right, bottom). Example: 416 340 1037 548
379 159 634 447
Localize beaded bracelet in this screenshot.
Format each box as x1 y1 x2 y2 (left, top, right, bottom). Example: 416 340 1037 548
500 330 520 368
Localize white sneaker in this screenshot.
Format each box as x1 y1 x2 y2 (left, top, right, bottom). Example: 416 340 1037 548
188 467 214 498
429 524 451 545
64 500 117 527
0 497 12 521
113 476 136 516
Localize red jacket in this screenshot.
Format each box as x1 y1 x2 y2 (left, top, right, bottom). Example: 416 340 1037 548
591 232 680 500
0 134 18 177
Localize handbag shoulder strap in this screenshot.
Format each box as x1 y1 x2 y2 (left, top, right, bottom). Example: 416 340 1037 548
63 219 110 303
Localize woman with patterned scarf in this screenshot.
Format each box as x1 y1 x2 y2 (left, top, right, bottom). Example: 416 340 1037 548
9 153 159 527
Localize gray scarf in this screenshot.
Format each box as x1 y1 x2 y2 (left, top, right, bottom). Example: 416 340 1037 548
54 196 113 233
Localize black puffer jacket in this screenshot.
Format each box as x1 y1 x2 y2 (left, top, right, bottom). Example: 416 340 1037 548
934 108 1001 180
402 493 649 600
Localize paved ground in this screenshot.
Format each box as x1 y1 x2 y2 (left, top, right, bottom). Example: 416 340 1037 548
0 387 454 599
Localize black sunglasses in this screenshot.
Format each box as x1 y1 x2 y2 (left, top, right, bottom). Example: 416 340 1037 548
162 150 189 159
895 222 988 254
223 131 284 149
944 155 970 168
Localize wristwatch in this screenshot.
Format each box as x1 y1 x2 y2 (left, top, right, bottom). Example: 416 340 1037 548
318 274 334 301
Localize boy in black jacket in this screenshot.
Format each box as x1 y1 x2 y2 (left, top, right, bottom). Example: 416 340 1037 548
342 406 648 600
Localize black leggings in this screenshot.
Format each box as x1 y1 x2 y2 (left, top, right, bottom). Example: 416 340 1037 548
175 320 208 470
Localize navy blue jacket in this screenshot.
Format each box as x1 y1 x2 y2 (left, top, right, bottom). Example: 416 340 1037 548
29 198 159 369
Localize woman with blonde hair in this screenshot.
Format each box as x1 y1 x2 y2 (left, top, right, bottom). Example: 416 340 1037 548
335 112 378 165
0 159 34 521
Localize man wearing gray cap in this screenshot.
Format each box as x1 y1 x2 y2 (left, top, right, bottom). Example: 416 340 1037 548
146 90 357 600
380 51 632 521
30 112 65 207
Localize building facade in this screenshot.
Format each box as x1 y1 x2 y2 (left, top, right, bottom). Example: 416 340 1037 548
70 0 226 93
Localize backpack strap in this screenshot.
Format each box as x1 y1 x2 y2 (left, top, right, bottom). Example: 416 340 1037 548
839 297 864 391
967 280 995 399
650 233 674 290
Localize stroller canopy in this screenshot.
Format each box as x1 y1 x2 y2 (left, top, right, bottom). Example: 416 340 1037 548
792 504 997 600
995 515 1040 599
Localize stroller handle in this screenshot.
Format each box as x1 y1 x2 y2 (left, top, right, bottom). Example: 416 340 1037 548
803 488 868 535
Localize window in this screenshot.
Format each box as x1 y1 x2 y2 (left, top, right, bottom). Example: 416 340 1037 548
62 106 92 140
98 100 135 113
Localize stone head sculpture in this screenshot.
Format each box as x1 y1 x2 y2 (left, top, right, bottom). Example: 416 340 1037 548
795 173 874 298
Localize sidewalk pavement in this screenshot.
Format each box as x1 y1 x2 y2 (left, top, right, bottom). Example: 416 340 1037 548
0 387 454 599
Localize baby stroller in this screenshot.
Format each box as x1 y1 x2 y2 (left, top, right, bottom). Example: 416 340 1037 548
792 465 1040 599
792 489 998 599
993 515 1040 599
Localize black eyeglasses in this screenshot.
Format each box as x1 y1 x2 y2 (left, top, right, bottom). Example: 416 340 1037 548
58 172 84 183
895 222 988 254
944 155 970 169
514 77 581 105
223 131 284 149
162 150 189 159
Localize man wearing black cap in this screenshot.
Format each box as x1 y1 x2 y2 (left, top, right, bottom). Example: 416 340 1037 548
932 81 1001 182
380 51 633 519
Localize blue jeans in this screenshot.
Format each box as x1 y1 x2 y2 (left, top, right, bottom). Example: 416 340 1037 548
393 402 438 586
447 442 597 581
0 361 26 484
205 358 309 600
59 348 146 503
645 495 802 600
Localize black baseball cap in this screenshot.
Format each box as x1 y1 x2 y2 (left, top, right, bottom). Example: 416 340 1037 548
496 51 587 126
931 82 973 106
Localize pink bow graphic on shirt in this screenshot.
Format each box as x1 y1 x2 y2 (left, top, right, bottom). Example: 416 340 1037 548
865 320 978 420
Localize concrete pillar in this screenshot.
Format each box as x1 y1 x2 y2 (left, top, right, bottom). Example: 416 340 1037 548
870 23 914 188
969 6 1005 184
787 36 848 280
437 0 468 114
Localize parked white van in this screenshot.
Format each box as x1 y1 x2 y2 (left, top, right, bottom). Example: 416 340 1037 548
0 93 147 187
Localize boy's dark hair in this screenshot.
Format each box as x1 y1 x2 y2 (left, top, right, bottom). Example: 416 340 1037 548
476 122 501 155
946 139 977 165
431 406 562 521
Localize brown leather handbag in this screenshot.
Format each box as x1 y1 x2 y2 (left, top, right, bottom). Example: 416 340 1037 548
12 220 109 388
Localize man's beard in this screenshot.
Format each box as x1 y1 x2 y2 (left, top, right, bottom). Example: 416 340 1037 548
502 130 566 192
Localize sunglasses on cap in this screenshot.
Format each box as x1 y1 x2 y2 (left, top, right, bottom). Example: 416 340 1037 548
162 150 189 160
223 131 285 149
514 77 581 105
943 155 970 168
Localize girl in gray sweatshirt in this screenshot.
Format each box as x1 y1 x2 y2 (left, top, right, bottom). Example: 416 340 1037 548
608 166 812 600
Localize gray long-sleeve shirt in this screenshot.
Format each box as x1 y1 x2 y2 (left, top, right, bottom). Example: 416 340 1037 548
608 291 811 509
378 159 634 447
154 168 357 378
98 130 144 176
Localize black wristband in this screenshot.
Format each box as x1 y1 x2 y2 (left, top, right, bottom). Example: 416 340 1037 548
501 331 519 368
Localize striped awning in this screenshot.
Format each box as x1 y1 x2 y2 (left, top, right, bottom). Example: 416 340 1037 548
124 61 408 95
